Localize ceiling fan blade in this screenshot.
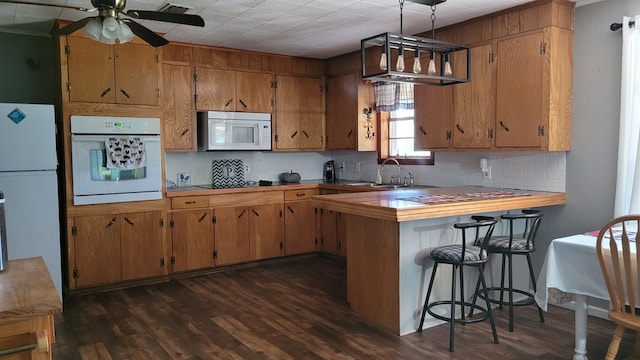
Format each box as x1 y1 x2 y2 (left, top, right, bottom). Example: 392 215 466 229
125 10 204 27
0 0 93 12
59 17 94 35
124 19 169 47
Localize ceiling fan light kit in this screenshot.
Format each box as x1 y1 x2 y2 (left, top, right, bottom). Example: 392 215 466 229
361 0 470 86
0 0 204 47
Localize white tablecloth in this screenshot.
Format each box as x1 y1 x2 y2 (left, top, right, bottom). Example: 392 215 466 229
535 234 609 310
534 234 614 360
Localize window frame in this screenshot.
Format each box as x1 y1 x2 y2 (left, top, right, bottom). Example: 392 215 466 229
377 111 435 165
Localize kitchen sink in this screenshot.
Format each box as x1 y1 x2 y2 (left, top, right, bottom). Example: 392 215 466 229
344 182 438 189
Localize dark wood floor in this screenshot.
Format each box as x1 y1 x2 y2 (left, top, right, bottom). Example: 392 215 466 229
52 256 635 359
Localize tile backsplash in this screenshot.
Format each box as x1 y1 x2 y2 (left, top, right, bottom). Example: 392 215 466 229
166 150 566 192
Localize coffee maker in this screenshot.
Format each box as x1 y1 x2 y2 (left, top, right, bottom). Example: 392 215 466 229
323 160 336 182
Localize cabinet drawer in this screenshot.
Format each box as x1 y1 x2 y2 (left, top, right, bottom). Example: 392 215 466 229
171 196 210 209
284 189 318 201
211 191 284 207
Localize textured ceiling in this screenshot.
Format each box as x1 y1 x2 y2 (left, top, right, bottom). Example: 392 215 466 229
0 0 599 59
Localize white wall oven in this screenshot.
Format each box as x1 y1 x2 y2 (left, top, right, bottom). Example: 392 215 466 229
70 116 162 205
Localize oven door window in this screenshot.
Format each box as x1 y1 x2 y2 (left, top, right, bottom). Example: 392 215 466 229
89 149 147 181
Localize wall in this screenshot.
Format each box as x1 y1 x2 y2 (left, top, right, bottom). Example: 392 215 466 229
0 29 55 104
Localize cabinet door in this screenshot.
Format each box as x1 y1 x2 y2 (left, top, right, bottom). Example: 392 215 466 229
236 71 273 113
284 201 317 255
121 211 166 281
171 209 214 272
250 204 284 260
319 208 339 255
214 207 250 266
274 75 324 150
73 215 121 287
326 74 357 150
163 64 195 151
495 32 545 148
452 44 494 149
66 36 115 103
414 85 452 150
195 67 236 111
114 42 160 105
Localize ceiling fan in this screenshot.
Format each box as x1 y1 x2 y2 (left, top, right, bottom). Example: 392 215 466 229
0 0 205 47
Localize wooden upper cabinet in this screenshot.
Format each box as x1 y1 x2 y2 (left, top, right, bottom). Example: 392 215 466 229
236 71 273 113
495 27 572 151
325 73 377 151
65 36 160 105
274 75 324 151
194 67 273 113
452 44 494 149
414 86 452 150
162 64 196 151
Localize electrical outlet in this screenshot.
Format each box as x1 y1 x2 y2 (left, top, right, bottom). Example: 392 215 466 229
482 166 492 180
356 162 361 172
177 172 191 186
341 161 346 170
245 163 251 173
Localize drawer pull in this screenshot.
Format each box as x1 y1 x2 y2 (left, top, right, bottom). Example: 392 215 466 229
0 330 49 356
185 201 196 204
296 192 306 197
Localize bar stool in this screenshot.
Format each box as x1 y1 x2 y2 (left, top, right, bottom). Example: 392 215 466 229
417 216 499 352
472 210 545 332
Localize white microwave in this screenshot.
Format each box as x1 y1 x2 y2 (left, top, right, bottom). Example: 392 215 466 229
197 111 272 151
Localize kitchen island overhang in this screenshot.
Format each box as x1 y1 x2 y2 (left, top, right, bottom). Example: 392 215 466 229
311 186 567 336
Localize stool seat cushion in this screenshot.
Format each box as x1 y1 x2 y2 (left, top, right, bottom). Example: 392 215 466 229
430 245 487 263
487 236 532 251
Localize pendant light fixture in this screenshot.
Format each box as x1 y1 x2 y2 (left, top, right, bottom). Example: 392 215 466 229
361 0 470 86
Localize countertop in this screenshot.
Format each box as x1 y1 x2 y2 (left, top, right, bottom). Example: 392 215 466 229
310 186 567 222
0 257 61 325
166 179 381 197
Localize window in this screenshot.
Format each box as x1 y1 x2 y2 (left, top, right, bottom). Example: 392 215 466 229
377 104 434 165
388 109 432 159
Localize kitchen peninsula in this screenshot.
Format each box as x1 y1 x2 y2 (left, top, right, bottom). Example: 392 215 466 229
311 186 566 336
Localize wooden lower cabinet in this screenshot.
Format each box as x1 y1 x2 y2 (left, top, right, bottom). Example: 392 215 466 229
250 203 284 260
284 202 318 255
317 189 348 257
69 211 167 289
213 207 250 266
170 209 214 272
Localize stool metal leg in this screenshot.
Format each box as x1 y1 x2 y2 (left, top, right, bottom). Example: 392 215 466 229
459 265 465 323
526 253 545 323
499 254 507 309
507 252 514 332
449 264 458 352
479 265 499 345
418 262 439 331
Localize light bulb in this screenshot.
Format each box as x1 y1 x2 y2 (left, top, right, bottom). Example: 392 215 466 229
396 47 405 72
427 52 436 75
379 51 388 71
118 21 135 44
102 16 119 40
83 18 102 41
444 61 452 76
412 51 422 74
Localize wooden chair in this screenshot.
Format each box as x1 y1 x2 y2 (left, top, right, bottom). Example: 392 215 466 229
596 215 640 360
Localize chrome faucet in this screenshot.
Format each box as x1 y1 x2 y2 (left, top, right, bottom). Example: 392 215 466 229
380 158 401 184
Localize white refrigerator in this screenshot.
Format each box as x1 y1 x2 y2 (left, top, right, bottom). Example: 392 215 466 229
0 103 62 298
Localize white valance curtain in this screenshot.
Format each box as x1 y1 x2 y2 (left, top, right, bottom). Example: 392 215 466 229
614 15 640 216
374 82 414 112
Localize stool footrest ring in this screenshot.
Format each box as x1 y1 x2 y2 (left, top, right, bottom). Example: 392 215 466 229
477 287 536 306
426 300 491 325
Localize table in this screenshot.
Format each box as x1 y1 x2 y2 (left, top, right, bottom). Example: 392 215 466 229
534 234 611 360
0 257 62 360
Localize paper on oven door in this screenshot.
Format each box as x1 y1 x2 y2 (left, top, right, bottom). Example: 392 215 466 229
105 137 147 169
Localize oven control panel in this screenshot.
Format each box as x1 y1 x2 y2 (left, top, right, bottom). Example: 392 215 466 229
70 115 161 135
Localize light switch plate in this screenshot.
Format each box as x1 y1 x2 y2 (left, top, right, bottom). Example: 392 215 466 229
177 172 191 186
